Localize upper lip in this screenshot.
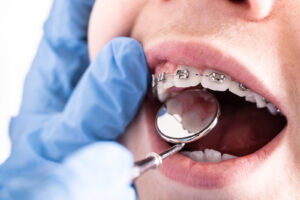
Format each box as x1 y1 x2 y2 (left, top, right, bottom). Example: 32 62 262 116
144 39 286 115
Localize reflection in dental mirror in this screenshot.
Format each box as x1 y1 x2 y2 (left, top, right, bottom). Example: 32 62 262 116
132 89 220 181
156 89 220 144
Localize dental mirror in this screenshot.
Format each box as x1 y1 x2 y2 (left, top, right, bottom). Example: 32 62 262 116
132 89 220 181
156 89 220 144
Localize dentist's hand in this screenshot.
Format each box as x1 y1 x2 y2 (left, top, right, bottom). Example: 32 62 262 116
30 142 138 200
0 0 149 199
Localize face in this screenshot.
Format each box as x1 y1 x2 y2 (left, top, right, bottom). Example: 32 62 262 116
88 0 300 199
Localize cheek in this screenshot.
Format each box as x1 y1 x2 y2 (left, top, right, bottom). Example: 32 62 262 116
88 0 147 60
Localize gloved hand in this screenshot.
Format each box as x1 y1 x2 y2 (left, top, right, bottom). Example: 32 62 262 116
0 0 150 199
26 142 137 200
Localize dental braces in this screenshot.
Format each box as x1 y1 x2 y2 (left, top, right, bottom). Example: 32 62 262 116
152 69 232 88
152 69 281 114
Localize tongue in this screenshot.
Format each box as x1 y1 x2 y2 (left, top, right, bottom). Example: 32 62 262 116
185 104 286 156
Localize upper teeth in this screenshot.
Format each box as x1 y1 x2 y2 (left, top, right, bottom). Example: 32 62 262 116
153 65 280 115
202 69 232 91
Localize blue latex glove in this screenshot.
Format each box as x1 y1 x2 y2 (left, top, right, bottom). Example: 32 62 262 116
0 0 150 199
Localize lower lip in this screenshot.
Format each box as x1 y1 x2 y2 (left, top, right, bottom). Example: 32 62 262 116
143 99 286 189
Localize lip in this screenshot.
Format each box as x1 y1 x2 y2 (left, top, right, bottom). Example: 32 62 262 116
143 40 288 189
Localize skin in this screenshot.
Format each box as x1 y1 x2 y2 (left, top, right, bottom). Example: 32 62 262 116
88 0 300 199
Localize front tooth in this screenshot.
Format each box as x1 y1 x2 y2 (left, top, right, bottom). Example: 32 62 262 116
182 150 236 162
163 77 174 89
166 98 183 115
157 84 169 102
174 65 202 88
181 111 203 133
201 69 231 91
181 151 205 162
229 81 250 97
204 149 222 162
222 153 237 161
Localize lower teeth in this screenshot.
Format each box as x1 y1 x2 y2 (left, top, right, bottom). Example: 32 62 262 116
181 149 238 162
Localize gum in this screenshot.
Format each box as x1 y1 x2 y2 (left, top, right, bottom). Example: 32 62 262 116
155 62 178 74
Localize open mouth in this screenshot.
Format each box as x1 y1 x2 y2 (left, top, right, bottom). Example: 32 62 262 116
152 64 286 161
143 40 288 188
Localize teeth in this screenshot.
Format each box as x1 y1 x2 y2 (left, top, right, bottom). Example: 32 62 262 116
154 65 281 115
204 149 222 162
266 103 278 115
163 77 174 89
166 98 183 115
245 93 267 108
222 153 237 160
174 65 201 88
181 151 205 162
201 69 231 91
245 93 256 103
156 84 169 102
181 149 237 162
181 111 203 133
229 81 250 97
254 94 267 108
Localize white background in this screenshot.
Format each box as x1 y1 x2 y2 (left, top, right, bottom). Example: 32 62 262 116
0 0 52 164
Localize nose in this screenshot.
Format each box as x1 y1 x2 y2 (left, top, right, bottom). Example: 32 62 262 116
237 0 275 20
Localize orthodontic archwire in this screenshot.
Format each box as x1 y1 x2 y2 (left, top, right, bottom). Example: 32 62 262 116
152 69 232 89
152 69 281 114
152 69 233 100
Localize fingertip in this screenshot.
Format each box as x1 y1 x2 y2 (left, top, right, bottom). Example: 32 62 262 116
108 37 150 89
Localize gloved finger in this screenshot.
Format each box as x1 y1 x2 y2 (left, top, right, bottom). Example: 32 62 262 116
11 142 136 200
61 142 136 200
34 37 150 161
20 0 95 115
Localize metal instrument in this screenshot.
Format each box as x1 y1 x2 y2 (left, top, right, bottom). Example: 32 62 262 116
132 89 220 181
